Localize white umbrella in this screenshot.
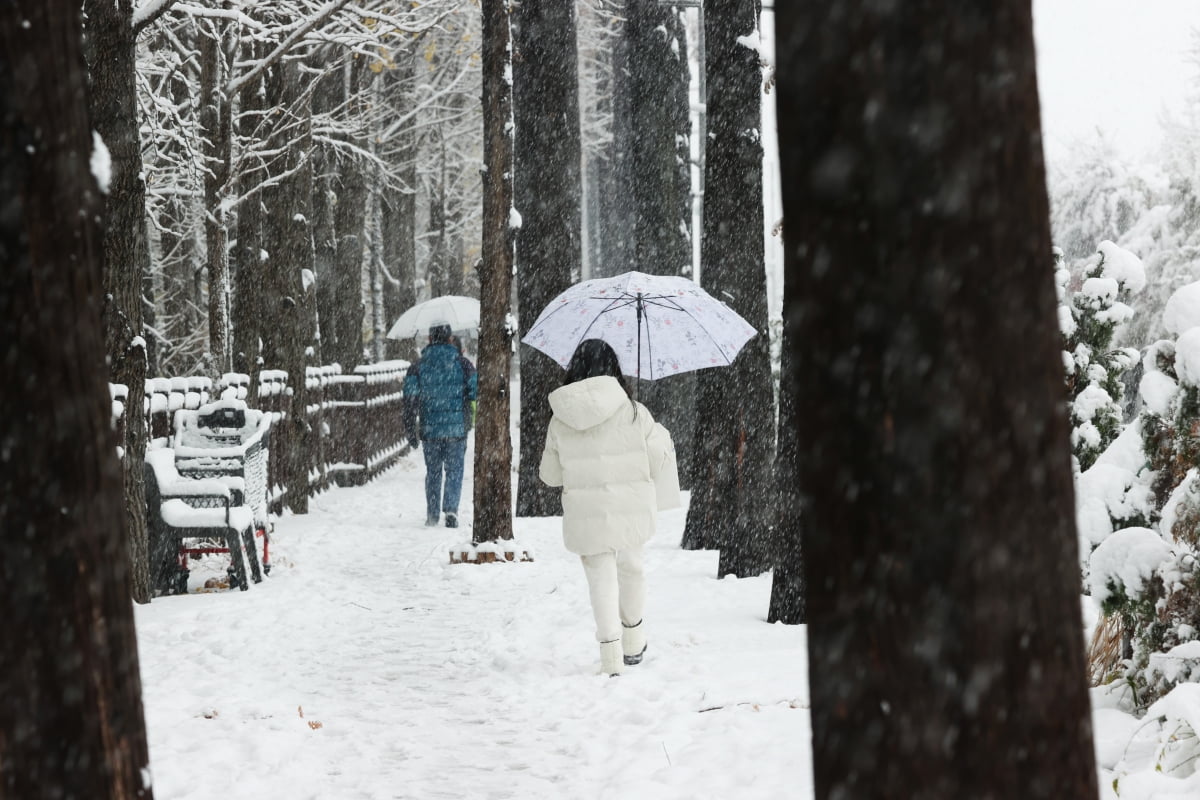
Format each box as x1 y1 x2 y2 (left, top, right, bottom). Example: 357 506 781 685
386 295 480 339
521 271 757 386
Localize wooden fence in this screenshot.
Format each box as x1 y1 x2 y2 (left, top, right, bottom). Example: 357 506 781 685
112 361 411 512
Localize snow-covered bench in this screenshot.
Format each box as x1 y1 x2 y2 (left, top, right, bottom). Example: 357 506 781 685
145 448 261 595
172 399 273 575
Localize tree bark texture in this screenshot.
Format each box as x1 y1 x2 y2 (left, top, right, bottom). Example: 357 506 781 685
776 3 1099 797
84 0 153 603
474 0 516 544
513 0 581 518
0 3 153 795
682 0 774 579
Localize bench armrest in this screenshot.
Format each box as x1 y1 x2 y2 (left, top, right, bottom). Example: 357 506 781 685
158 478 232 499
158 490 233 527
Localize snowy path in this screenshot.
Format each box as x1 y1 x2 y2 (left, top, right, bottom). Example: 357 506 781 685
136 434 812 799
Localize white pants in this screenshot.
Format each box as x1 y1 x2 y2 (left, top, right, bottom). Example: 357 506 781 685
579 547 645 643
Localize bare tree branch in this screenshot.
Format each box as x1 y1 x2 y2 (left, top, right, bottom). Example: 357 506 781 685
134 0 183 36
226 0 352 95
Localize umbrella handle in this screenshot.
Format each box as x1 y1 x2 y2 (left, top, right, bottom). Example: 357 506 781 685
635 294 643 402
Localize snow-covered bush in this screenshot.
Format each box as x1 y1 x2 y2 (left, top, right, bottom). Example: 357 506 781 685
1086 280 1200 710
1145 640 1200 702
1089 527 1172 621
1060 241 1145 470
1076 456 1155 579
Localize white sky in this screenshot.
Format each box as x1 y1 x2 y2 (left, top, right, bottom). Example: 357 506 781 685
1033 0 1199 164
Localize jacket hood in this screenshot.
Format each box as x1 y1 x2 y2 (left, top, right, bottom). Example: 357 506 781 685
548 376 631 431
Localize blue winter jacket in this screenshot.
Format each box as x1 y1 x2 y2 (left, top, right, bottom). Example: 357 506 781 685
403 343 478 441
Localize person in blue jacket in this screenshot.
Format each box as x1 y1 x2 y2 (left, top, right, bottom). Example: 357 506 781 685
403 322 478 528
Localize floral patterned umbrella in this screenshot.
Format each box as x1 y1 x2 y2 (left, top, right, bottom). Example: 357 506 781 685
521 271 757 387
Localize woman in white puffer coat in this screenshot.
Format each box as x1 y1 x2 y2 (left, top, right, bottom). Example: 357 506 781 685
539 339 678 676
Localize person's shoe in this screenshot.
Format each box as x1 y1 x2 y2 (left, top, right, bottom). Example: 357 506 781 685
600 639 623 677
425 515 439 527
623 620 647 666
444 512 458 528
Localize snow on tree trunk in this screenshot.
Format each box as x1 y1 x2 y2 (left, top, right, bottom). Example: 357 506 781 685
776 2 1099 795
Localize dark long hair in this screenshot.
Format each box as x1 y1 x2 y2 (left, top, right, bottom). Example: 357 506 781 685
564 339 633 402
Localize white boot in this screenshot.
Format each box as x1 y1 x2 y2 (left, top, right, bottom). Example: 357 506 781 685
599 639 623 676
622 620 647 666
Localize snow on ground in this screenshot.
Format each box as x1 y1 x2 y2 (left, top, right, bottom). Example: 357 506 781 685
135 430 812 800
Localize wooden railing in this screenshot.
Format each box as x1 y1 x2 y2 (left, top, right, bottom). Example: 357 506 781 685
111 360 411 512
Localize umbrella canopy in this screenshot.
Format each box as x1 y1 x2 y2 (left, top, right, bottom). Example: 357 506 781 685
386 295 480 339
521 271 757 381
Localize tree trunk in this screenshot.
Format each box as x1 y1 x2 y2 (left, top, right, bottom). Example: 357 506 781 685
263 55 316 515
311 65 340 367
380 48 420 361
475 0 516 545
427 144 449 299
84 0 153 603
767 314 803 623
141 213 159 375
616 0 695 481
382 186 418 359
603 8 633 279
623 0 692 275
682 0 774 579
580 6 618 280
513 0 581 518
232 37 266 398
200 10 232 376
158 54 202 374
332 58 370 371
0 3 153 794
776 3 1099 796
367 160 386 362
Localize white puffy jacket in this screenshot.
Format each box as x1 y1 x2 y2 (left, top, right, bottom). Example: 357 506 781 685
539 376 675 556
